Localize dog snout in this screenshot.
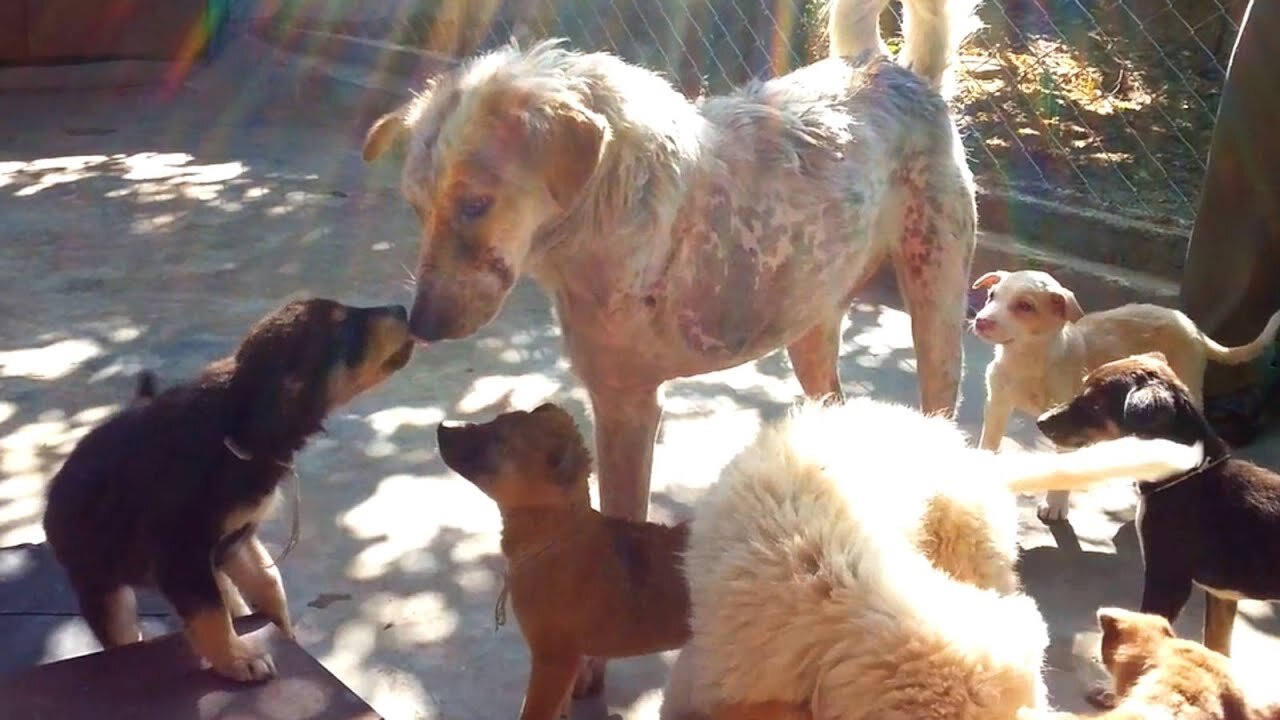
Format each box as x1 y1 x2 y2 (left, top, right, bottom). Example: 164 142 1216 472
1035 406 1073 443
437 422 485 474
974 317 995 334
408 290 461 343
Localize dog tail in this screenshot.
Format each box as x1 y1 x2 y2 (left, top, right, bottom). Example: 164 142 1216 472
1201 308 1280 366
998 437 1203 494
1253 702 1280 720
135 370 158 401
826 0 983 93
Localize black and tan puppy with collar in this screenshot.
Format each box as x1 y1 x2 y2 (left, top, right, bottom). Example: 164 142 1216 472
1036 351 1280 657
43 299 413 682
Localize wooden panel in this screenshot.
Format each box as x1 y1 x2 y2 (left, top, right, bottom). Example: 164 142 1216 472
0 615 382 720
0 1 29 62
25 0 210 62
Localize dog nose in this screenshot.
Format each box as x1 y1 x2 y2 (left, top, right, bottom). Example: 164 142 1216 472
974 317 994 333
1035 407 1066 436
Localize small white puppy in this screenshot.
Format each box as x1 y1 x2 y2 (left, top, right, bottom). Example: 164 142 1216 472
970 269 1280 520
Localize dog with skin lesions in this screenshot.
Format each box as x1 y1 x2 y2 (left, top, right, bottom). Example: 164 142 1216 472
360 0 986 692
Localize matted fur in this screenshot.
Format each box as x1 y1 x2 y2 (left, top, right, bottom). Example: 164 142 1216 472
662 398 1202 719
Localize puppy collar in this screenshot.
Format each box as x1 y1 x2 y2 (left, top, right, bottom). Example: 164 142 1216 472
1139 452 1231 496
223 436 253 460
221 436 303 567
493 521 591 631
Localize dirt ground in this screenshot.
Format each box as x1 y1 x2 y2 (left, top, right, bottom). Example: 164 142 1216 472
1 36 1277 719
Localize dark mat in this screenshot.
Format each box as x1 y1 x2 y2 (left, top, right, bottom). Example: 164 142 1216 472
0 615 381 720
0 543 174 674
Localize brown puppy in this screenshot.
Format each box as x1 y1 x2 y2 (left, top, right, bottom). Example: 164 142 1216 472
1036 352 1280 657
1017 608 1272 720
436 404 690 720
43 299 412 682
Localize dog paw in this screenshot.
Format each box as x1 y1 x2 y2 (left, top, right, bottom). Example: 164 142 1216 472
209 639 277 683
265 612 296 641
1085 684 1117 709
572 656 606 698
1037 492 1070 522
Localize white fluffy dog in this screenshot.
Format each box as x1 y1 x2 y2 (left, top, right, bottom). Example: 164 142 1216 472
660 398 1201 720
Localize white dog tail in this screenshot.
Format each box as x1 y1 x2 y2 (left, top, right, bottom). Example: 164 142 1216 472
826 0 983 93
998 437 1203 494
1201 308 1280 365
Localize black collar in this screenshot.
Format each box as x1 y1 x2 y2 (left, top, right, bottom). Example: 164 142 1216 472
1138 452 1231 496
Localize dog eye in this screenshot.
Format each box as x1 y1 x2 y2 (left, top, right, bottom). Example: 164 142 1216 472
1014 299 1035 313
457 195 493 222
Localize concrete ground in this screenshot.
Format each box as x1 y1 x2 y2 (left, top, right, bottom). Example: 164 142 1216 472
1 37 1277 719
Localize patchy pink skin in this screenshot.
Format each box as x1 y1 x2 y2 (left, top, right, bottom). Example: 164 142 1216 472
369 48 978 703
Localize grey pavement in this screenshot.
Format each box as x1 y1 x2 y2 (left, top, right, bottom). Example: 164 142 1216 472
0 36 1276 719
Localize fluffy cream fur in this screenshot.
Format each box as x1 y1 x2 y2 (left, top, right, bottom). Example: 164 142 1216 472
661 398 1201 720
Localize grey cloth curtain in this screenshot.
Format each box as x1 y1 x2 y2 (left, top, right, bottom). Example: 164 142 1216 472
1179 0 1280 396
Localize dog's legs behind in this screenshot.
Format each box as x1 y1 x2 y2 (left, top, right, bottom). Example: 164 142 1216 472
978 386 1013 452
889 155 975 420
521 655 579 720
786 319 845 400
1203 594 1238 656
159 557 276 682
216 570 253 618
75 583 142 648
1139 570 1194 638
223 535 294 639
579 381 663 696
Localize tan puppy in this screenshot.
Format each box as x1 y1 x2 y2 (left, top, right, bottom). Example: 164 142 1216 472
1017 608 1278 720
971 269 1280 521
436 404 690 720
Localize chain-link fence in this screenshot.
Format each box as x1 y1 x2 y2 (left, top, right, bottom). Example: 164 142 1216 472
396 0 1246 230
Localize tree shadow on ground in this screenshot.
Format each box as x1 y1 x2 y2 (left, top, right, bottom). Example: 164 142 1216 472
4 35 1276 720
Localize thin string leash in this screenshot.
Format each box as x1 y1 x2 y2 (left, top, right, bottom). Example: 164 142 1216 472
493 522 592 632
223 436 302 568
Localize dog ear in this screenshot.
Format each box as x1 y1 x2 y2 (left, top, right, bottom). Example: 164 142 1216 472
971 270 1008 291
1049 289 1085 322
1123 382 1175 428
366 89 435 162
363 101 418 163
547 436 590 487
227 357 306 450
532 101 610 210
1096 607 1123 639
1137 350 1170 367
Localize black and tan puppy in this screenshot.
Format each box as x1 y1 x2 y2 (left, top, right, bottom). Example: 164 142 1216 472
1036 351 1280 656
436 404 690 720
43 299 412 682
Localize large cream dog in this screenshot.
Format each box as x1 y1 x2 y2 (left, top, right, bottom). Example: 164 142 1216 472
660 398 1201 720
361 0 982 679
971 268 1280 521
